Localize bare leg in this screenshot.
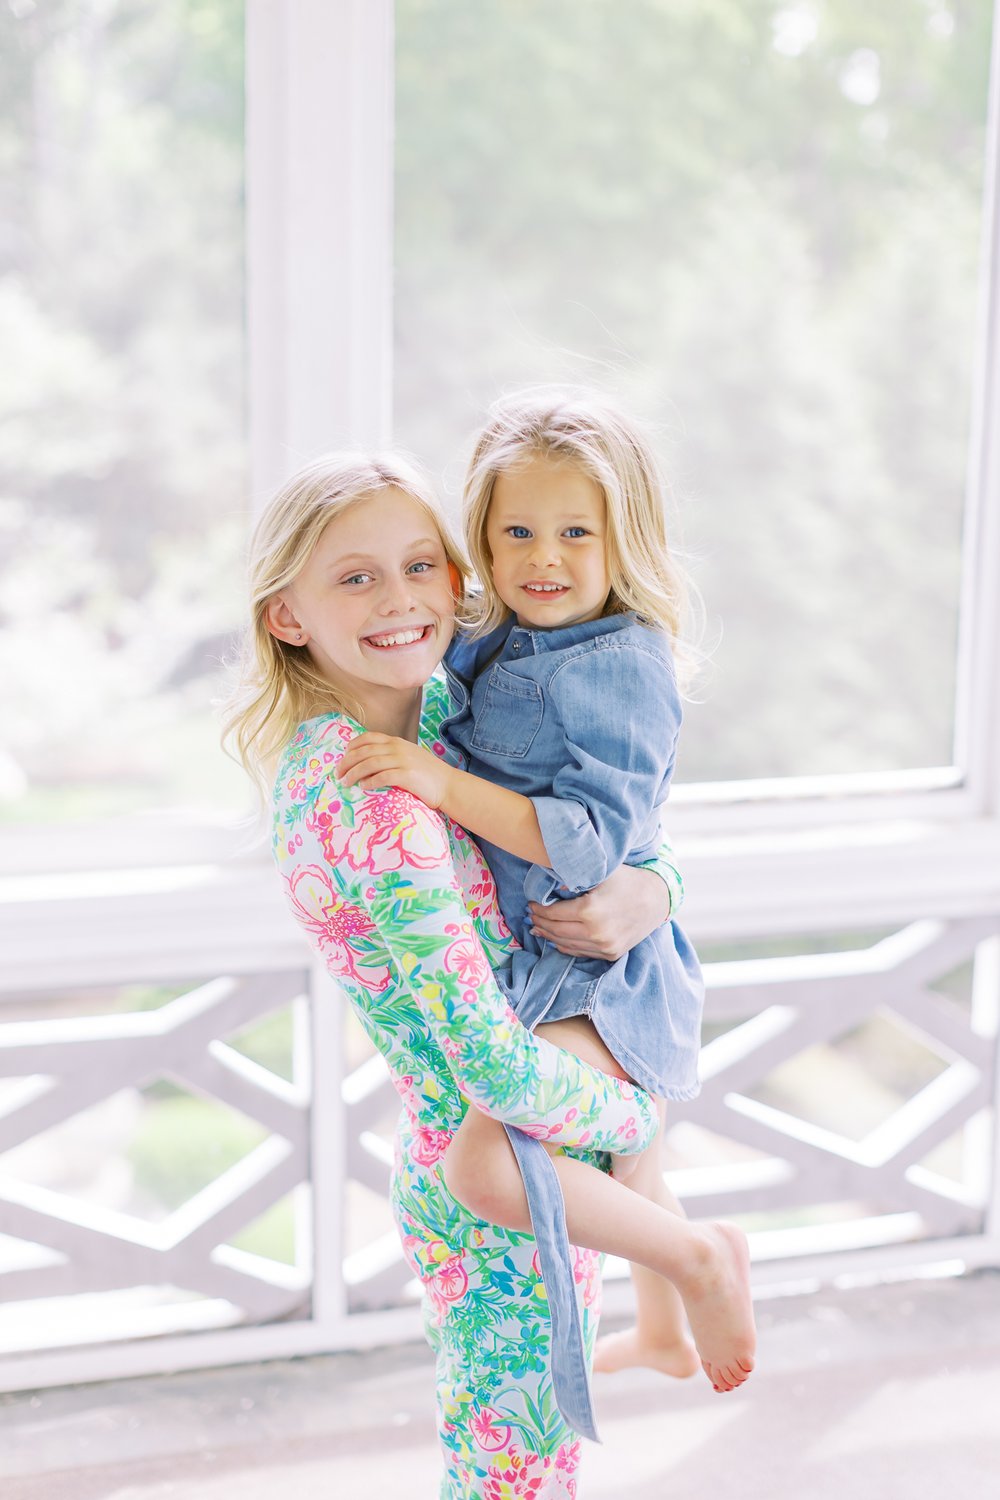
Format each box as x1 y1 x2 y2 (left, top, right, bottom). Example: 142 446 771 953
443 1025 755 1393
593 1107 700 1379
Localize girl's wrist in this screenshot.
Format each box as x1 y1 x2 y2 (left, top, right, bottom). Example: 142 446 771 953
436 762 462 816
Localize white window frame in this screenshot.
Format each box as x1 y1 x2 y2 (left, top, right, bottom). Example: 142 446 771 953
1 0 998 891
1 0 999 1397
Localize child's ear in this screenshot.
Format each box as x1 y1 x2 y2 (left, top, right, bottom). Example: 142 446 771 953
447 561 464 601
265 593 308 645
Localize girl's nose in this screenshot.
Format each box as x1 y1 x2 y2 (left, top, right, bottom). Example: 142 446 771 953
377 576 417 614
528 539 562 567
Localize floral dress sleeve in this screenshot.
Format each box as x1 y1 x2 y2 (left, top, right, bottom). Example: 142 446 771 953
638 833 685 918
303 752 657 1156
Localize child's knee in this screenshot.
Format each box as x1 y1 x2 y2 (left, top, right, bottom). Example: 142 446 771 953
443 1115 521 1226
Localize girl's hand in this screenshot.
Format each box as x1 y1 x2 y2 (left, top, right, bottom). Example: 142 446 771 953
338 733 453 809
528 864 671 961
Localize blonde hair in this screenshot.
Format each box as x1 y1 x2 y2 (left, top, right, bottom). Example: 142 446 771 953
222 452 468 797
463 389 695 682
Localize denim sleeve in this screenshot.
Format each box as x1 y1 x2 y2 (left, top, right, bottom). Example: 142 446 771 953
532 645 682 893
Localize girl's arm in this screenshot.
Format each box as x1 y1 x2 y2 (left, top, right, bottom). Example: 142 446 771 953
322 780 657 1156
530 646 682 892
338 734 549 865
336 648 682 890
528 840 684 959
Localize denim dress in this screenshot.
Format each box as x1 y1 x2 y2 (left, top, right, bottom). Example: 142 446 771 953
443 611 704 1102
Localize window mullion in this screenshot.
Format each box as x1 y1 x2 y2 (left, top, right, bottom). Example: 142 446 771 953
953 0 1000 820
246 0 394 510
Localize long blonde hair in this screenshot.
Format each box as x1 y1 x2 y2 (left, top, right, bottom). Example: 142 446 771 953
222 452 468 796
463 389 695 682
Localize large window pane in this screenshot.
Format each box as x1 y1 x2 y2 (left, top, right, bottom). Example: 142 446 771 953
394 0 991 783
1 0 247 825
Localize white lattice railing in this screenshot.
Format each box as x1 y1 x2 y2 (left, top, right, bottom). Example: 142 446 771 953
1 861 998 1393
0 972 312 1331
343 915 1000 1311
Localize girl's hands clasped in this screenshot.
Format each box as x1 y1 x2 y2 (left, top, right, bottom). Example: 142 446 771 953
529 864 671 962
338 732 453 809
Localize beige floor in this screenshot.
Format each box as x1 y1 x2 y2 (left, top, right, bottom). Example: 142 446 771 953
1 1271 998 1500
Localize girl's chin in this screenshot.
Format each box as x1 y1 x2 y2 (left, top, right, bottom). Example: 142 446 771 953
365 643 444 681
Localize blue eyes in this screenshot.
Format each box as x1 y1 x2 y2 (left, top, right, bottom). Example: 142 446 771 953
504 526 589 540
341 561 435 586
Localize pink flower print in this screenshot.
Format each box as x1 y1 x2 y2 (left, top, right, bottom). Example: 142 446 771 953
470 1405 514 1453
391 1072 422 1113
443 931 492 989
400 1231 424 1274
410 1126 453 1166
314 719 353 752
514 1121 565 1144
431 1251 469 1304
284 865 391 992
555 1441 580 1475
484 1450 545 1499
572 1247 601 1309
317 786 450 875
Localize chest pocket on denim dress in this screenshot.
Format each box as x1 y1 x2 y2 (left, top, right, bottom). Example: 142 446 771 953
470 665 544 758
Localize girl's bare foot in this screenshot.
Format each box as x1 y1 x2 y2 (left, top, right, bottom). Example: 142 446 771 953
677 1221 756 1393
593 1325 700 1379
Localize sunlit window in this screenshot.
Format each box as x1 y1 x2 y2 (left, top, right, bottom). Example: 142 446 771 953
1 0 248 827
394 0 991 784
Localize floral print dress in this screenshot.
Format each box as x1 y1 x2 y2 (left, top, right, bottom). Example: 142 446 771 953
273 675 658 1499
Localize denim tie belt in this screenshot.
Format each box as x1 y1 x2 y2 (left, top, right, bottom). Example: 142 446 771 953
502 1124 601 1443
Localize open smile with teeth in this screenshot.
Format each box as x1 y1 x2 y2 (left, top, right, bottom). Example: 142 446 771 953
523 582 568 594
364 625 433 649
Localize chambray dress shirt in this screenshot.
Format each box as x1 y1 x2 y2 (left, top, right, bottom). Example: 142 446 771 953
443 612 704 1101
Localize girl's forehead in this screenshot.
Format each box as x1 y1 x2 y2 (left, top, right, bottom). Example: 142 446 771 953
318 488 444 555
490 456 604 513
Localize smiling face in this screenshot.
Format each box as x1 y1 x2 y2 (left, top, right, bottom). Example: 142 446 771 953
265 487 455 728
486 453 611 629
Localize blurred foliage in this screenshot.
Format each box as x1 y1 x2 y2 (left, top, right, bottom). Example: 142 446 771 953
126 1089 264 1208
0 0 247 823
227 1006 296 1083
0 0 992 824
127 1088 297 1262
394 0 990 780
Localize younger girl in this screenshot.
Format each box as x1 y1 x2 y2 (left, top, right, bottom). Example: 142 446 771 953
338 392 756 1395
